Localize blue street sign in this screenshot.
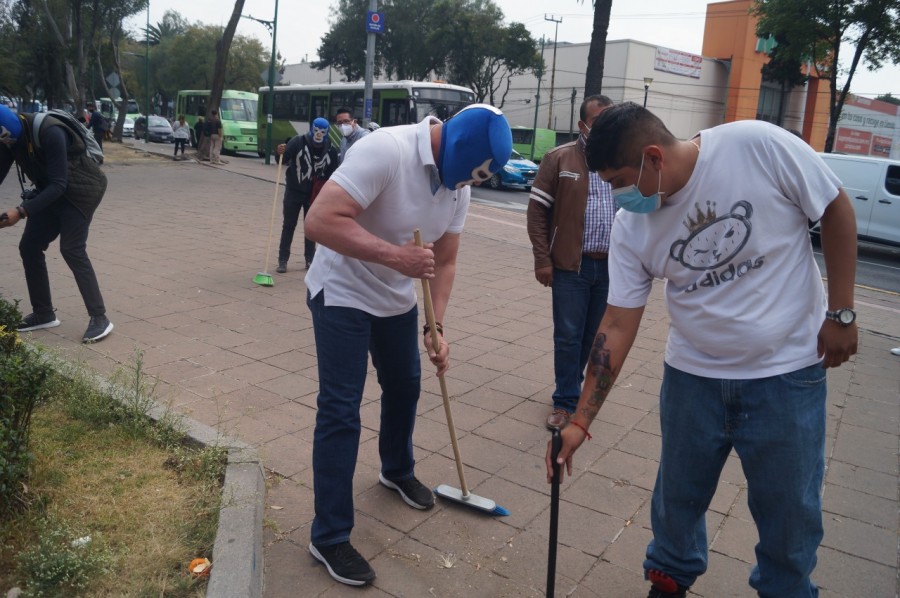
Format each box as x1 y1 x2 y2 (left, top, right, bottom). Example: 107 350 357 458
365 98 373 119
366 11 384 34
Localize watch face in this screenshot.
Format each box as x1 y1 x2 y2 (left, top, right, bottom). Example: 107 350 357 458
839 310 854 324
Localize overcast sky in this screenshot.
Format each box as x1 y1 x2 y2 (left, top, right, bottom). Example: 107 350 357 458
129 0 899 99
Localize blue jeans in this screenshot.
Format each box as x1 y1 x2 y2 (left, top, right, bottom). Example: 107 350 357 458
307 290 421 546
551 256 609 412
644 362 826 598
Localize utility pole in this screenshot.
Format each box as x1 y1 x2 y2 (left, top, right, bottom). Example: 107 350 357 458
145 2 150 143
530 36 546 162
545 14 561 131
569 88 577 141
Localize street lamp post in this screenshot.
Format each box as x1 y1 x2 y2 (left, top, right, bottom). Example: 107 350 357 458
643 77 653 108
243 0 279 165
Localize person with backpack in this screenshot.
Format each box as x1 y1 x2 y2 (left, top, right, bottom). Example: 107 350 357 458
0 104 114 343
274 117 338 272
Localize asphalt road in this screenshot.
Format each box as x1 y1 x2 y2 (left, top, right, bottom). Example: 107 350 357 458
471 186 900 294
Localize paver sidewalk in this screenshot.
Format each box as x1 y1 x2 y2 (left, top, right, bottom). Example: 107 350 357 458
0 141 896 597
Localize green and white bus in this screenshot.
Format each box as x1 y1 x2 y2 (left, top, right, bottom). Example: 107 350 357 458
256 80 476 157
98 97 141 120
510 126 557 162
175 89 259 153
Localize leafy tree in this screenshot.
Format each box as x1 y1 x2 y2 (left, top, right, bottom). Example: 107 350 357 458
876 92 900 105
581 0 612 96
314 0 372 81
434 2 540 105
145 9 189 45
760 34 809 125
314 0 540 107
753 0 900 152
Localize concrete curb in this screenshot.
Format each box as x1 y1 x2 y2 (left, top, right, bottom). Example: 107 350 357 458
169 411 265 598
37 352 266 598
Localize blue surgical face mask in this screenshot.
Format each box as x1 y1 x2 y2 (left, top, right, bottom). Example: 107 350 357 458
611 153 664 213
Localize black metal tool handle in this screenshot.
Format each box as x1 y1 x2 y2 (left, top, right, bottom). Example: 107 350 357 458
547 428 562 597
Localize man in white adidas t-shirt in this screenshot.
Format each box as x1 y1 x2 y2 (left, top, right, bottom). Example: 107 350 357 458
547 103 858 598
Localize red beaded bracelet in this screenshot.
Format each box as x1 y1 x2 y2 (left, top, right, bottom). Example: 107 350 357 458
569 419 592 440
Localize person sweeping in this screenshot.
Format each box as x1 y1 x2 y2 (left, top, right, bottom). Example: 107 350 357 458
301 104 512 587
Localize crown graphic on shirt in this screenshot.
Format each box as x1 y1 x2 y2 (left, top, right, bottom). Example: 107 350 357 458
683 201 717 232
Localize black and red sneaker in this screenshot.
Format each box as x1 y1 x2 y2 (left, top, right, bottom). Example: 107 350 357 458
647 569 689 598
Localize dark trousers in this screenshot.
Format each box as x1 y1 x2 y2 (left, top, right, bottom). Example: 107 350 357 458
307 290 421 545
278 187 315 264
174 139 187 155
92 131 103 149
19 200 106 317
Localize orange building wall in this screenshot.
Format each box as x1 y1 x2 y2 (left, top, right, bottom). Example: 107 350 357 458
701 0 831 150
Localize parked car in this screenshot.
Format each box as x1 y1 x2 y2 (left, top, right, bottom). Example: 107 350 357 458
815 153 900 246
482 149 539 191
134 115 174 143
122 117 134 138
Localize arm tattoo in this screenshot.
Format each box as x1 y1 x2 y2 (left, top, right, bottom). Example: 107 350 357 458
580 332 614 421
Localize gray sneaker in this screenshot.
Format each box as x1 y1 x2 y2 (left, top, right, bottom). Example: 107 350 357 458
82 315 113 343
276 261 287 273
18 312 61 332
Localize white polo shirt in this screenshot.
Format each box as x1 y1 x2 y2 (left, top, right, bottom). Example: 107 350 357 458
305 116 471 317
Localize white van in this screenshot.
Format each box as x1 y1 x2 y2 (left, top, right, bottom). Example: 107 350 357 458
817 153 900 246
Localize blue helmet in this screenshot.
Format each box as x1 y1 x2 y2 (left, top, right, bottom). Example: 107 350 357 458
0 104 22 146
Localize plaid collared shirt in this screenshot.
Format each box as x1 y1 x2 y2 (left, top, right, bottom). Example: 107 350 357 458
582 170 615 253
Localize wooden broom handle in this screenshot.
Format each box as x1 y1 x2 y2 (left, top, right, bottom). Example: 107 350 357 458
414 229 469 496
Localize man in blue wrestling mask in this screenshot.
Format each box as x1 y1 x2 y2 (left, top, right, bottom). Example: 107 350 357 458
275 117 339 272
300 104 511 586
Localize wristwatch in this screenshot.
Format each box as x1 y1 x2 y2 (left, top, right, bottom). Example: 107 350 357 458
825 308 856 326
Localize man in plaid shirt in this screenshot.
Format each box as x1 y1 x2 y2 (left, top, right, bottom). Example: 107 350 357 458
527 94 617 430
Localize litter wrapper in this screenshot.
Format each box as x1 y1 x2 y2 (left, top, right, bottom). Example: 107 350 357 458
189 557 212 577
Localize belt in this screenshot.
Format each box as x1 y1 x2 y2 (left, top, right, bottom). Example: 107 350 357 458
583 252 608 260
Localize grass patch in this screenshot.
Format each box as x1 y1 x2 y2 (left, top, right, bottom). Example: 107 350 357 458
0 354 225 597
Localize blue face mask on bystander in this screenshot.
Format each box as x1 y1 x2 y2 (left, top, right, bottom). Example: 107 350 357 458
612 153 664 213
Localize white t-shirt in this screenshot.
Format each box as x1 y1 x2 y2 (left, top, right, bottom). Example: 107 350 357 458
305 116 471 317
608 120 842 378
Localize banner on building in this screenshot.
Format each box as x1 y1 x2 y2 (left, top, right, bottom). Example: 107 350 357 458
654 47 702 79
836 95 899 159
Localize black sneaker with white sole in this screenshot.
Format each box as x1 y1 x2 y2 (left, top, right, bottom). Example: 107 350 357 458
378 473 435 510
82 315 113 343
309 541 376 586
18 312 61 332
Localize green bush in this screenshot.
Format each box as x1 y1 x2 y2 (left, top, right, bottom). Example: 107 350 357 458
0 294 22 335
15 516 111 597
0 296 51 517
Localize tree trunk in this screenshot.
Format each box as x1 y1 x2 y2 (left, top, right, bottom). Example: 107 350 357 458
207 0 245 119
584 0 612 97
39 0 81 104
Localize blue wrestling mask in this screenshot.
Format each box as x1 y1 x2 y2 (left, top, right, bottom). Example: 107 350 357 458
308 117 330 146
438 104 512 190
